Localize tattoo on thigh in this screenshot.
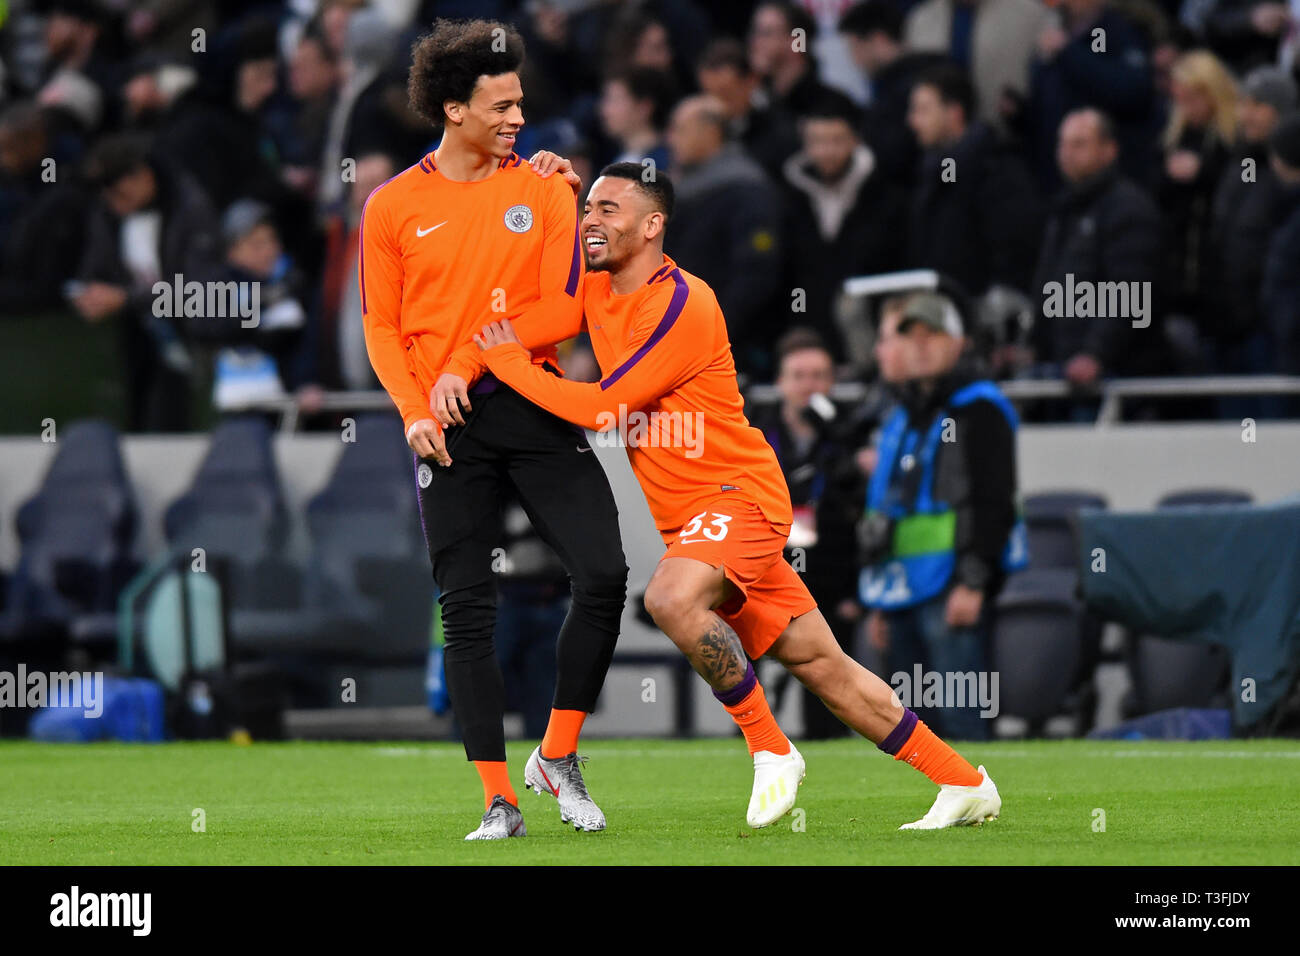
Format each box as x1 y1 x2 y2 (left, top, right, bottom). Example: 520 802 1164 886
693 616 748 689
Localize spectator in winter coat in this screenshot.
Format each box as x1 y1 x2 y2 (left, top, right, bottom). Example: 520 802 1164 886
1204 67 1296 381
780 92 904 362
665 94 784 381
74 135 222 432
1030 109 1164 385
1261 116 1300 386
906 65 1044 296
1027 0 1158 191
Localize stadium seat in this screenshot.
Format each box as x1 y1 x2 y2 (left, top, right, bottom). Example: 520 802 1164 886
1021 491 1108 571
221 415 432 708
163 416 298 613
1157 489 1254 508
993 575 1084 736
1123 634 1231 716
300 413 432 663
0 419 139 653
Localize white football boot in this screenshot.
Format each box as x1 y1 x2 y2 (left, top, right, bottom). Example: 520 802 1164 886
899 764 1001 830
464 794 527 840
747 744 805 828
523 746 607 831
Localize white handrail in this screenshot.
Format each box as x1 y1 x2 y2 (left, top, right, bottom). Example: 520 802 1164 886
241 376 1300 432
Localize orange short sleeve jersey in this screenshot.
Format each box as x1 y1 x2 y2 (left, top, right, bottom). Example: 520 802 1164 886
358 151 585 432
481 256 793 534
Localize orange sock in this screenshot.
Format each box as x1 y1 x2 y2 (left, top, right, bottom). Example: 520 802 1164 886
886 713 982 787
473 760 518 809
540 708 587 759
720 681 791 756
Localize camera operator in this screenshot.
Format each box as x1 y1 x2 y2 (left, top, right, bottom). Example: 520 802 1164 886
858 293 1026 741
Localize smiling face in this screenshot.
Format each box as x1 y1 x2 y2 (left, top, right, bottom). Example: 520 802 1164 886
444 71 524 160
581 175 662 273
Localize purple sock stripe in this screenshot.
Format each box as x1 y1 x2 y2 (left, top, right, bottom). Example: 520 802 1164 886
712 660 757 707
878 707 918 756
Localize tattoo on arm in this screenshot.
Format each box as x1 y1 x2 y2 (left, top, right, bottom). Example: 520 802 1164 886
692 616 748 691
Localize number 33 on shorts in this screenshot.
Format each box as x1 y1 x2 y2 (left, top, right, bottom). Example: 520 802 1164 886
679 512 732 544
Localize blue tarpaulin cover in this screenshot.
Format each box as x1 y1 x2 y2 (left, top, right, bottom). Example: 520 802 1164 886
1078 498 1300 730
1087 707 1232 740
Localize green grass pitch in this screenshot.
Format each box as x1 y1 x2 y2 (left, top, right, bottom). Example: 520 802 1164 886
2 738 1298 865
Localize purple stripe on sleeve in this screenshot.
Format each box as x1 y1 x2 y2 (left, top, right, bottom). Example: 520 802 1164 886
712 660 757 707
599 270 688 391
357 169 408 316
878 707 918 756
358 200 368 314
564 203 582 297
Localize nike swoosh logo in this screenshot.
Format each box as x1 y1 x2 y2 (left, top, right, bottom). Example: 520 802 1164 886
416 222 447 237
577 446 593 453
537 763 560 797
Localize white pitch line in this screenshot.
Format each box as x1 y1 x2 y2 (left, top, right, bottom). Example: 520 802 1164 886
368 745 1300 759
1104 750 1300 758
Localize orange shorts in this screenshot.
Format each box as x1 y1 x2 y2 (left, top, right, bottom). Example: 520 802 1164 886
660 496 818 659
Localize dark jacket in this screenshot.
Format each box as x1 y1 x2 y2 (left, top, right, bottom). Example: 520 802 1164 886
733 102 801 182
861 50 949 185
1027 9 1158 192
1204 0 1284 72
1030 165 1163 372
888 359 1018 597
908 121 1044 295
1261 183 1300 375
665 144 783 380
77 161 222 316
0 176 94 315
769 65 841 118
1206 142 1283 344
780 144 905 359
146 88 320 268
1158 125 1232 321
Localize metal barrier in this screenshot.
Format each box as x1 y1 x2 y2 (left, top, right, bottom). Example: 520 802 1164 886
745 376 1300 426
245 375 1300 432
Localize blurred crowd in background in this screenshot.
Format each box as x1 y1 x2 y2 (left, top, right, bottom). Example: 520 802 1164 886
3 0 1300 432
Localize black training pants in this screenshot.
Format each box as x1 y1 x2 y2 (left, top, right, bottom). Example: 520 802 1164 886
413 381 628 762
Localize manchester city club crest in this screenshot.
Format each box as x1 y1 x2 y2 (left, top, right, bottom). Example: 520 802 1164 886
417 462 433 488
504 204 533 233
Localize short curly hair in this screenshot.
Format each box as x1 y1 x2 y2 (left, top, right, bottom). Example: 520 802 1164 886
408 19 525 128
